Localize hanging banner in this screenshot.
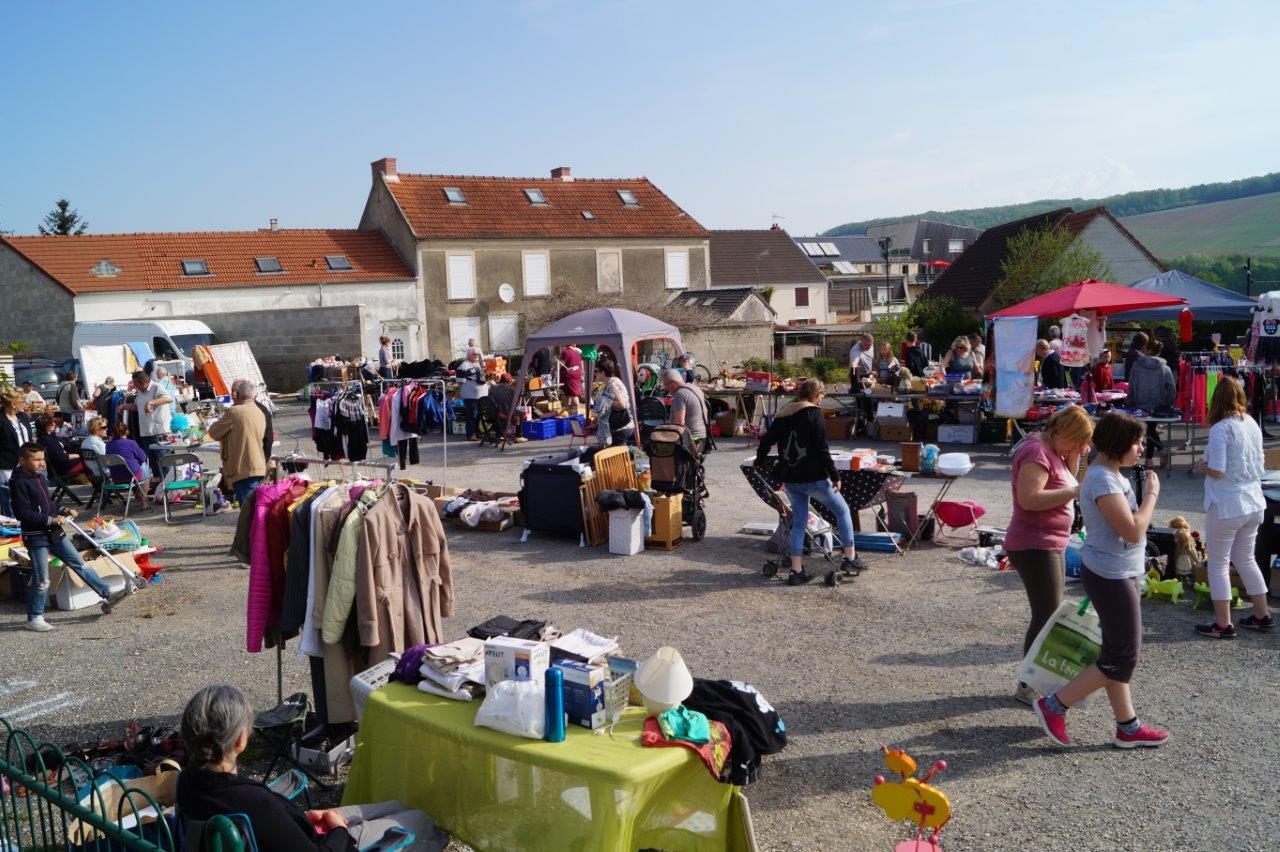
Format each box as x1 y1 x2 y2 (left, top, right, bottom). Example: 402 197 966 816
994 317 1037 418
1059 313 1091 367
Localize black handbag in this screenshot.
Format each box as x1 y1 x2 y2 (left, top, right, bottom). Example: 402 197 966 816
47 521 67 544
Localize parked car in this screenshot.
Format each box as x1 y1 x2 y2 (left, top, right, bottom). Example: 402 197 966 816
12 358 67 403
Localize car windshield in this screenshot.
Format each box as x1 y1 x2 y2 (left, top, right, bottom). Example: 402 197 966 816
170 333 222 356
15 367 59 387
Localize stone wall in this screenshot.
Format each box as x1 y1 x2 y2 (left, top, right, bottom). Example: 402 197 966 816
0 244 78 357
681 322 774 371
172 305 365 391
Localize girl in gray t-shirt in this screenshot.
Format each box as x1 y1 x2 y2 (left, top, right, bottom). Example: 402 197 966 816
1032 412 1170 750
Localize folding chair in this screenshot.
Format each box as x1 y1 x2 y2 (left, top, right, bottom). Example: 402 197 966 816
47 464 86 508
155 451 208 524
93 452 139 518
568 416 587 449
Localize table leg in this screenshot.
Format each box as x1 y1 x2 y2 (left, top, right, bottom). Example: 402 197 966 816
903 477 955 553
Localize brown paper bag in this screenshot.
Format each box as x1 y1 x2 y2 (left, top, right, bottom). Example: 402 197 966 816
70 760 180 844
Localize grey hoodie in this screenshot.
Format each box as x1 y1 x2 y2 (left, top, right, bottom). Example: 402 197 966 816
1126 353 1175 411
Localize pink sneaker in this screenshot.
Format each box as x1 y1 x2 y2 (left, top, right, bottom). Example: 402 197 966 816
1113 724 1169 749
1033 697 1072 748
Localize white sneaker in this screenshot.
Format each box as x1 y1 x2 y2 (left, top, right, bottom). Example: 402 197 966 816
25 617 55 632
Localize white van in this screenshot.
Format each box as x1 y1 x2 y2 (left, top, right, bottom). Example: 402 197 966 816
71 319 222 382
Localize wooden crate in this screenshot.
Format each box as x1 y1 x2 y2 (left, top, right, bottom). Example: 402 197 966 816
646 493 683 550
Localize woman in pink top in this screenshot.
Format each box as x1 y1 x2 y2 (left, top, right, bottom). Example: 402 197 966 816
1005 405 1094 705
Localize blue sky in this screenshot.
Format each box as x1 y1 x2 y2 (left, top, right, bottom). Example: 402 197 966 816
2 0 1276 236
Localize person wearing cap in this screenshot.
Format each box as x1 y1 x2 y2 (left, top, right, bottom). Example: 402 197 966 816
119 369 172 481
21 381 43 407
663 369 709 445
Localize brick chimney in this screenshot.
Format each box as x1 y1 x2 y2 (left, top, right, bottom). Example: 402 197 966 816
551 166 572 182
371 157 398 182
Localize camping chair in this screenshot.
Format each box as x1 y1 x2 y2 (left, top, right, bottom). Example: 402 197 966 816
568 416 587 449
475 397 505 450
155 451 208 524
251 692 329 790
79 448 127 515
931 500 986 547
93 452 139 518
47 463 86 508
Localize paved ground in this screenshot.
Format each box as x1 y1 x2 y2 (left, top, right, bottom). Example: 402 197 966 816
3 401 1277 851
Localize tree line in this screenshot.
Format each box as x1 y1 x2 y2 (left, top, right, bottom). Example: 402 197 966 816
825 172 1280 235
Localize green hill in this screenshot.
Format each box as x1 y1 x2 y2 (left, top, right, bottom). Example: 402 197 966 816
824 171 1280 237
1120 191 1280 258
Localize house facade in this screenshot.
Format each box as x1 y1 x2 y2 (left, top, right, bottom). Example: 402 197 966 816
709 228 831 325
0 228 415 389
792 234 907 317
863 219 984 298
922 206 1165 313
359 158 710 360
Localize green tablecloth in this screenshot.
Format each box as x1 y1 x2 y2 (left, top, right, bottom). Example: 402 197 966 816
343 683 752 851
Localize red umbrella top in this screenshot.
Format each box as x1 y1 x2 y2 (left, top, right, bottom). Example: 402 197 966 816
987 279 1188 319
927 259 951 268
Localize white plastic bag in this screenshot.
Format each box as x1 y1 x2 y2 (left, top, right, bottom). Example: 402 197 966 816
475 679 546 739
1017 598 1101 708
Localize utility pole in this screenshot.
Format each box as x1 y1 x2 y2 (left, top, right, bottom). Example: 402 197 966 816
878 236 892 305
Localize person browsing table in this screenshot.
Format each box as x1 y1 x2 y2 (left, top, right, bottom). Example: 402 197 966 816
119 369 172 483
207 380 268 505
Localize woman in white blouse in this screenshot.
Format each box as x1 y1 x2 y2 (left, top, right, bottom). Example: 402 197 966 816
1193 376 1275 637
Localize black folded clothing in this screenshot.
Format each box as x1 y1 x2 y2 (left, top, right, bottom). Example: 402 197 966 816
467 615 546 641
595 489 647 512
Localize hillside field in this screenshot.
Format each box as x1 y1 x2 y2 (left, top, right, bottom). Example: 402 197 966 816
1117 191 1280 258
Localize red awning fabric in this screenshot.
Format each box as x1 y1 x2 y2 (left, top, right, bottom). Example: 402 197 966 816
987 279 1188 319
927 260 951 268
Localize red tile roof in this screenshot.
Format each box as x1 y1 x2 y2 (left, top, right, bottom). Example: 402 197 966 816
1 230 414 295
383 172 708 240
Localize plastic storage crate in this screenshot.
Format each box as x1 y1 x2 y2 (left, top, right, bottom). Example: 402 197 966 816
522 419 558 440
558 414 586 436
608 509 645 555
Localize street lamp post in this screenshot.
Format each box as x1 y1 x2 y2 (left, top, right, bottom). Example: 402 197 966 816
878 236 892 306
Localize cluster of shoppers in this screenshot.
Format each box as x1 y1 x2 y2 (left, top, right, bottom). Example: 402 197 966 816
1005 377 1273 750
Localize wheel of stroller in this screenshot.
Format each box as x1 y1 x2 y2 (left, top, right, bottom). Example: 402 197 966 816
824 570 841 587
690 508 707 541
763 561 779 577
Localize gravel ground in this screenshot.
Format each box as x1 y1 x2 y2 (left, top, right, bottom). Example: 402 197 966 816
2 401 1277 851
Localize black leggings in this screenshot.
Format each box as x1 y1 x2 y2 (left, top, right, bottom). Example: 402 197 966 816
1080 566 1143 684
1008 549 1065 656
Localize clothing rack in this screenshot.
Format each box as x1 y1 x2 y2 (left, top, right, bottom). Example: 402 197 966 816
380 378 449 489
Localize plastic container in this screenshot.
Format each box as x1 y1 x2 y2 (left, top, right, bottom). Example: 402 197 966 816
522 419 558 441
545 667 566 743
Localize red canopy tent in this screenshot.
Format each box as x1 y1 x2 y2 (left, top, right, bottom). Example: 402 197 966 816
987 279 1188 319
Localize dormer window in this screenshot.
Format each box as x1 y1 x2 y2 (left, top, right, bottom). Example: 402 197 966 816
443 187 466 204
181 259 210 276
617 190 639 207
325 255 353 271
524 188 547 205
582 210 596 220
255 257 283 273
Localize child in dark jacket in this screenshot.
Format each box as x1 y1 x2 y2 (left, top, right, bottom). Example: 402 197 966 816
754 379 867 585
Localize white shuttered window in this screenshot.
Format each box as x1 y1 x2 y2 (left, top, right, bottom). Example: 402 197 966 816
665 249 689 290
523 251 549 297
447 253 476 300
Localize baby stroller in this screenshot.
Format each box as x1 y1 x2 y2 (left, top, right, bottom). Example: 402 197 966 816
644 422 708 541
741 464 855 586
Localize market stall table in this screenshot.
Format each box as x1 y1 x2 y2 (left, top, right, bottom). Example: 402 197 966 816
743 460 905 529
343 684 752 852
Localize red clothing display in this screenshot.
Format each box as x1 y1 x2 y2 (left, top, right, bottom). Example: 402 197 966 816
1179 308 1194 343
1091 363 1114 390
559 347 584 397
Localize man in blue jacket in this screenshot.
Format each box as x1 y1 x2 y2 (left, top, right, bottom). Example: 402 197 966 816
10 443 117 631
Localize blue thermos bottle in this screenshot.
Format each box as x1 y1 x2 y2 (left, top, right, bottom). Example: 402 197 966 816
545 667 566 743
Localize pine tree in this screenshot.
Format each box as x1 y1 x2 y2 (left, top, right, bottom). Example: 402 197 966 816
38 199 88 235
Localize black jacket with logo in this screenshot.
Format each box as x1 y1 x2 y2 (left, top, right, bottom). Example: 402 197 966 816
754 401 837 483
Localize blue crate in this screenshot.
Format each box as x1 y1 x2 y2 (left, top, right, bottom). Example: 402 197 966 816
523 419 558 440
557 415 586 436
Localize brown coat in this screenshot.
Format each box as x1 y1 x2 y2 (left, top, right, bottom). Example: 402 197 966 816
207 401 267 486
355 483 453 662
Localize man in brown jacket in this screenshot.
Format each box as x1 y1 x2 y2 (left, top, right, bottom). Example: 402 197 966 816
208 380 267 504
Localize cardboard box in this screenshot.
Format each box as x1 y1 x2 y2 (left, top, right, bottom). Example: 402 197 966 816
871 385 895 397
554 660 608 729
877 424 914 443
50 553 135 611
425 484 464 499
715 411 739 438
875 401 908 426
849 449 879 470
937 424 977 444
825 415 856 441
1266 447 1280 470
451 514 514 533
484 637 550 687
646 493 683 549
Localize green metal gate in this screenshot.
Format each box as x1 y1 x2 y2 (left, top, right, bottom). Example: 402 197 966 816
0 716 176 851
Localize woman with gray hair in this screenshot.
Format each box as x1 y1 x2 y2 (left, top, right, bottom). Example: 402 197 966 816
178 685 446 850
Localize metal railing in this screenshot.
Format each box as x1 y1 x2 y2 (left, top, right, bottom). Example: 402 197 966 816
0 716 176 851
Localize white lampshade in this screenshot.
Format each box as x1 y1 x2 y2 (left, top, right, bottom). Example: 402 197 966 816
635 647 693 706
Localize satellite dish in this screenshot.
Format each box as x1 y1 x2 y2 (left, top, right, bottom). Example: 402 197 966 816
499 283 516 303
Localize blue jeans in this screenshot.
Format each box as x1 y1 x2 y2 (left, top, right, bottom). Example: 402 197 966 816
784 479 856 557
463 399 479 439
233 476 263 504
28 536 111 620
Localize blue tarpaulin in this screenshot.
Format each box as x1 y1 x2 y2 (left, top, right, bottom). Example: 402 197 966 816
126 341 155 365
1110 269 1256 321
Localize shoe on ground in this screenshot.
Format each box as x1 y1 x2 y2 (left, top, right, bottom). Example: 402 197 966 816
1113 724 1170 749
1014 683 1038 706
100 599 112 615
842 555 868 575
785 570 814 586
467 436 481 442
1033 697 1071 747
1239 613 1276 632
25 617 55 632
1194 621 1237 639
515 437 529 443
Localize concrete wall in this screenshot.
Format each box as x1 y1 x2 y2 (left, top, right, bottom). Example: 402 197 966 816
681 322 774 370
1075 218 1163 284
170 305 365 391
73 280 420 366
417 237 709 360
0 244 78 357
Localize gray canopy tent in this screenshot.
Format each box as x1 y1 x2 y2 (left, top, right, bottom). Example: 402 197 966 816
507 307 685 438
1109 269 1258 321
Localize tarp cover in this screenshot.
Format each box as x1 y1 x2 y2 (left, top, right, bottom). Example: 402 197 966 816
1108 269 1258 321
77 345 132 394
511 308 684 436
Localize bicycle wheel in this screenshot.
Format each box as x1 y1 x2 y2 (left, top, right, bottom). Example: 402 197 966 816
694 364 714 383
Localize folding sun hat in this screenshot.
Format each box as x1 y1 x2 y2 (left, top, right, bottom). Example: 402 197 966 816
635 647 694 715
